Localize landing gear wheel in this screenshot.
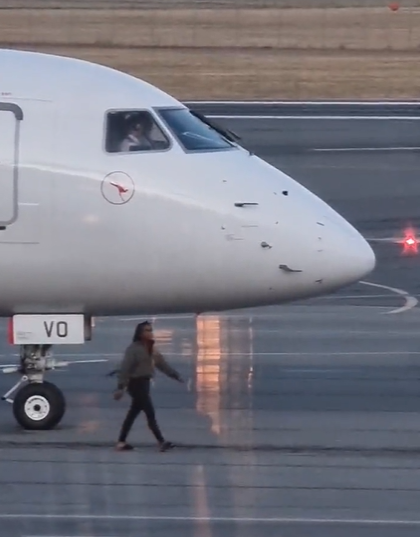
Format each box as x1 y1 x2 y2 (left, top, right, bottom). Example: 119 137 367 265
13 381 66 430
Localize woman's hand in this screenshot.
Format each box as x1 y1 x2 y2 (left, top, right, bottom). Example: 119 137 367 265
113 389 124 401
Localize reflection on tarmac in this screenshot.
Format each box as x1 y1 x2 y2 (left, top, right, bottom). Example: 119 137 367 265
196 315 222 435
195 314 254 441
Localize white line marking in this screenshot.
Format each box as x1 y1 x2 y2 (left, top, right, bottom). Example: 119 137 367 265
283 368 354 373
0 358 108 368
66 359 108 364
366 238 400 243
311 147 420 152
115 314 195 321
360 281 418 314
2 351 420 361
4 514 420 525
207 115 420 120
317 293 398 299
185 100 420 105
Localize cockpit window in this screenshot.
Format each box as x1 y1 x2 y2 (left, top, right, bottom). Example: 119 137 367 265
156 107 237 152
105 110 170 153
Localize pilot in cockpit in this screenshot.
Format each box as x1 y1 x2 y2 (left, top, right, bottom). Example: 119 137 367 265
119 112 154 152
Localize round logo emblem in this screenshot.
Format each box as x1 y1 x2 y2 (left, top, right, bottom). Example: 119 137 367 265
101 172 135 205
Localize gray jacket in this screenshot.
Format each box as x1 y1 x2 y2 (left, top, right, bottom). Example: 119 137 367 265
117 341 180 389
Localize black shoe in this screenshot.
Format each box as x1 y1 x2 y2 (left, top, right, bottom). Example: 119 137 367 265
159 441 175 452
115 443 134 451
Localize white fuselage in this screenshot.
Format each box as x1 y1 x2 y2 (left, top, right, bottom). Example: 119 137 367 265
0 50 375 317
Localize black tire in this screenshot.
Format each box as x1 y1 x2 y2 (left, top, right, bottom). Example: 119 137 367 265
13 381 66 430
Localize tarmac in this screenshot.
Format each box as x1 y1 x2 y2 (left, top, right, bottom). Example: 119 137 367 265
2 103 420 536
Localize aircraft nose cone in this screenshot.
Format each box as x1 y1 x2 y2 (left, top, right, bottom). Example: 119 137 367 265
341 236 376 282
325 228 376 289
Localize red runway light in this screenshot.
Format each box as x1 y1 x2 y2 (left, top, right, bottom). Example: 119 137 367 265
401 228 418 254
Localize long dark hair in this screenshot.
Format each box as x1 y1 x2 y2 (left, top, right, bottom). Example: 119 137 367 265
132 322 155 355
132 321 152 342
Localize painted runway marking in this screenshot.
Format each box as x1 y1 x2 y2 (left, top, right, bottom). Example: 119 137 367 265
2 351 420 363
185 100 420 105
0 358 108 368
5 513 420 526
311 147 420 152
317 293 403 299
207 115 420 120
360 281 418 314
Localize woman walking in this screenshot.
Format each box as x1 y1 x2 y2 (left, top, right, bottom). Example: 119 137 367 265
113 321 184 452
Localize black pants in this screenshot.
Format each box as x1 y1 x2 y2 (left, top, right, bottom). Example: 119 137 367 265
118 377 165 444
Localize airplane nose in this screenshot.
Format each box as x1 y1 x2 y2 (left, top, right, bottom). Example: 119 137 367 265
339 236 376 282
323 223 376 289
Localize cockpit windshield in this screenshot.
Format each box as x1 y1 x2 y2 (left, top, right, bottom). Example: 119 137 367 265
157 107 239 152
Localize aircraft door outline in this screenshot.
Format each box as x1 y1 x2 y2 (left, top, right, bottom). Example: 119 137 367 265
0 102 23 228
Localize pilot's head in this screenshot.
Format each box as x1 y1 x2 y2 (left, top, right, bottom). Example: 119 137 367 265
127 112 153 138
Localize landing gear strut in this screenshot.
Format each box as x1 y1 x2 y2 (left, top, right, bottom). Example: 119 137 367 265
2 344 67 430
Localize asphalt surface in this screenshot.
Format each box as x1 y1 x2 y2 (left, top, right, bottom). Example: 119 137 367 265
2 104 420 536
187 101 420 117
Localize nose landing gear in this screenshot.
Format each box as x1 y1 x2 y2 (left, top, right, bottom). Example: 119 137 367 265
2 344 67 430
13 380 66 430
